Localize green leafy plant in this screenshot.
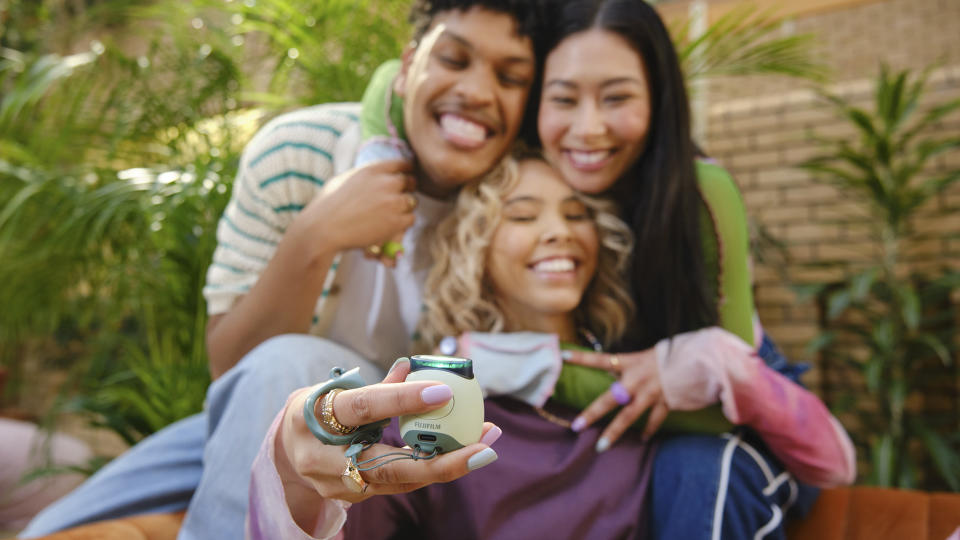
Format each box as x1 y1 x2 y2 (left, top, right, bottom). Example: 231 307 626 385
671 3 829 84
799 64 960 490
0 0 410 453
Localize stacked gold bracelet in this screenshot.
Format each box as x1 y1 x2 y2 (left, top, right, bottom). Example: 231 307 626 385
319 388 357 435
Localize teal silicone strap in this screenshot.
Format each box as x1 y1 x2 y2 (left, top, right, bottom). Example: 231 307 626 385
303 366 392 446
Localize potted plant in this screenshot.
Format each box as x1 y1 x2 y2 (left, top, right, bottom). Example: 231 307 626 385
799 64 960 490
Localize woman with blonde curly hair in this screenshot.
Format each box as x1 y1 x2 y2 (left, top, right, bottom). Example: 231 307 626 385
245 153 668 539
245 147 853 539
416 149 634 352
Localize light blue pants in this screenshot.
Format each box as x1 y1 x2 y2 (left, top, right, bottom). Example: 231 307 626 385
19 335 384 540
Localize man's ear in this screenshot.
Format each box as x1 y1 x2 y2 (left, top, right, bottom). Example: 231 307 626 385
393 45 416 98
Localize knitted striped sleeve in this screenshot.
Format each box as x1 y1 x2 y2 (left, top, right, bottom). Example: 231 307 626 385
203 104 360 315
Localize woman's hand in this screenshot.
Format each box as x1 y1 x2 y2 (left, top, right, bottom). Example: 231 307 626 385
562 348 669 451
277 359 501 507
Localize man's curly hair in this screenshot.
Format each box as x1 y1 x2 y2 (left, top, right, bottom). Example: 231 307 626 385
408 0 543 42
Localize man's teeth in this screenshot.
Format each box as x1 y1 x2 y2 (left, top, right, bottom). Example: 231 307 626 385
441 114 486 143
570 150 609 165
533 258 575 273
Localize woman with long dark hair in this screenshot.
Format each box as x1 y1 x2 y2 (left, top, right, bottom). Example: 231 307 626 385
533 0 850 537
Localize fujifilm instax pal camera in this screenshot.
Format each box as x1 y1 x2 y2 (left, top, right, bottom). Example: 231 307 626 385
399 355 484 454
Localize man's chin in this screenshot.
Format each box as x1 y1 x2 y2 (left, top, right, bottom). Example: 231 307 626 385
416 161 499 197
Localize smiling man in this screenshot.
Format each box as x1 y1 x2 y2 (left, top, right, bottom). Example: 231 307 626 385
19 2 542 539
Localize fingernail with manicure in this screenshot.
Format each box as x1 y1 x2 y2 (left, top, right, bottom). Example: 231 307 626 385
421 385 452 405
480 426 503 447
570 417 586 433
467 448 498 471
389 357 409 373
595 437 610 453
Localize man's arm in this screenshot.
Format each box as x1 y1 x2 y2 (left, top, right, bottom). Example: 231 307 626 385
205 223 337 379
205 160 415 379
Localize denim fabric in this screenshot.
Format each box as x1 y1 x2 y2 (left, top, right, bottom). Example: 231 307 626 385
756 331 809 386
20 335 383 539
649 333 819 539
649 431 819 540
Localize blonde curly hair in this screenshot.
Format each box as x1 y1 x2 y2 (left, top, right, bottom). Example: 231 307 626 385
415 152 634 351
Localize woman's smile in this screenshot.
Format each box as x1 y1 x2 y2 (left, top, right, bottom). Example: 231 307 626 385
487 159 599 332
538 28 652 194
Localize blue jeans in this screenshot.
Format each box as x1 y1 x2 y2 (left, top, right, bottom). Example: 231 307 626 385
650 431 819 539
649 332 818 539
19 335 384 540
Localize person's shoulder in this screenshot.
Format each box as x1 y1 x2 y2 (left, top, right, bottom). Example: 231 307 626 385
695 159 744 209
241 102 362 167
255 102 362 140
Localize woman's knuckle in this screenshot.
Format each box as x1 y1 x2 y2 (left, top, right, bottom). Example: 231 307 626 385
372 464 401 485
348 388 374 421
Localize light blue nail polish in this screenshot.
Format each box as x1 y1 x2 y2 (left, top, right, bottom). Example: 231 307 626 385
561 350 573 361
570 417 587 433
467 448 498 471
595 437 610 453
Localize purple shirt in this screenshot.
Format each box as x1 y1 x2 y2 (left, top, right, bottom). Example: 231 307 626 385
343 397 655 540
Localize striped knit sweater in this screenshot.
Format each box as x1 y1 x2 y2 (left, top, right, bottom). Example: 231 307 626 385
203 103 361 328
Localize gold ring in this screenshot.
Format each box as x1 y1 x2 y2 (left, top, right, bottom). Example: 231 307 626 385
366 243 382 257
609 354 621 370
320 388 357 435
406 193 418 212
341 459 367 493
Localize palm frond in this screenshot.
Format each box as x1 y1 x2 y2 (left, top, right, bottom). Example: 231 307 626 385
673 4 829 83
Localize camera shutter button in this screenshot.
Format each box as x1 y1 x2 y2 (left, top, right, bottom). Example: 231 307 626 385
418 396 455 420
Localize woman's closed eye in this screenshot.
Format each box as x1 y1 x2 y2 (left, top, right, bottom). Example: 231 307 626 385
505 214 537 222
562 200 592 221
565 211 591 221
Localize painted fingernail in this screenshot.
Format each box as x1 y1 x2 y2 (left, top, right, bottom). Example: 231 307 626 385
561 350 573 361
421 384 452 405
467 448 498 471
389 357 410 373
480 426 503 447
595 437 611 453
571 417 587 433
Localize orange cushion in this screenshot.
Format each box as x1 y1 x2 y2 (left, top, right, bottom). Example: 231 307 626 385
27 488 960 540
29 511 185 540
788 487 960 540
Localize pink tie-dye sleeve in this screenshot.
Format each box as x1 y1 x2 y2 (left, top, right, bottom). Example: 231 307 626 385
655 327 857 487
246 398 349 540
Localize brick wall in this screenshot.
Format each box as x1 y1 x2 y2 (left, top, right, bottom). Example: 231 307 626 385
700 22 960 378
702 0 960 103
690 0 960 485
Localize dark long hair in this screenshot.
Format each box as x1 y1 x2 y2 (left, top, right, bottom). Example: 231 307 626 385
539 0 717 350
